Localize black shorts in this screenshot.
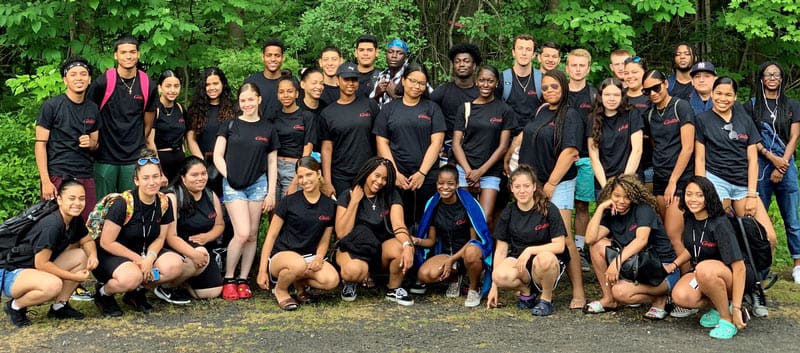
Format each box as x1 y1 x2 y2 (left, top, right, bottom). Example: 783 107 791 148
652 174 687 197
93 253 135 283
186 257 223 290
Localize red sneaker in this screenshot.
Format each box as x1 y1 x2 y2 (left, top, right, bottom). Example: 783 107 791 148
222 283 239 301
237 282 252 299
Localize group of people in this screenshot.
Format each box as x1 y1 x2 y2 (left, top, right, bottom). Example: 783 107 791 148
1 33 797 340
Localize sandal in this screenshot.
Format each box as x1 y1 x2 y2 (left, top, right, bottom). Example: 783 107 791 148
362 276 375 288
531 299 554 316
709 319 738 339
699 309 721 328
236 280 252 299
278 298 299 311
222 282 239 301
644 306 667 320
583 300 618 314
296 291 314 305
569 298 586 310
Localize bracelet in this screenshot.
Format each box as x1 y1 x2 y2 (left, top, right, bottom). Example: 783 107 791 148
416 170 427 177
147 250 158 258
732 305 742 310
402 241 414 248
671 262 678 269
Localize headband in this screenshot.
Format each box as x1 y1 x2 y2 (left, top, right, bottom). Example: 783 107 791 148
62 62 90 77
387 39 408 54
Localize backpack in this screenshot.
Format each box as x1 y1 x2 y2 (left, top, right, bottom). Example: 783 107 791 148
0 199 59 269
87 191 169 240
729 215 772 275
502 68 543 101
100 69 151 111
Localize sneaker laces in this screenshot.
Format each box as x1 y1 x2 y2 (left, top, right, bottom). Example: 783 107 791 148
343 282 357 296
395 287 409 297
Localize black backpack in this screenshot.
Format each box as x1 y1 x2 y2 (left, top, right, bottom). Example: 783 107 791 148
0 199 58 270
728 215 772 274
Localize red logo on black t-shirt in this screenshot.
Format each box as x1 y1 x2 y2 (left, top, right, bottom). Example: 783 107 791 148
701 241 717 248
737 133 749 140
359 112 371 118
255 136 270 143
579 103 592 109
178 118 185 123
133 95 144 101
418 114 431 121
548 121 556 127
208 212 217 219
527 90 537 96
319 215 332 221
84 118 96 125
618 123 629 132
380 210 390 217
293 124 305 131
489 117 503 124
535 223 549 231
663 118 679 125
456 218 467 225
628 224 638 232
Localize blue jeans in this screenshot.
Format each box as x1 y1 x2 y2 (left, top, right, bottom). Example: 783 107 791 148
757 156 800 259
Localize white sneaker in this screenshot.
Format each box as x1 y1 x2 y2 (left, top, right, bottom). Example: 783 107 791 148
793 266 800 284
669 305 699 318
464 290 481 307
446 275 462 298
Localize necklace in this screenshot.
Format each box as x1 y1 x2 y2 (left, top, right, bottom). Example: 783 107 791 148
162 105 175 117
120 75 137 95
365 195 377 211
691 219 708 265
655 99 670 119
765 99 778 120
514 70 532 92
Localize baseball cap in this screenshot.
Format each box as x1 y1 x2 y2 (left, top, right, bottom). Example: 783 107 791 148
690 62 716 77
336 62 359 78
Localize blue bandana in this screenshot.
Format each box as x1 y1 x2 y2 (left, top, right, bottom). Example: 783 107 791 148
387 39 408 54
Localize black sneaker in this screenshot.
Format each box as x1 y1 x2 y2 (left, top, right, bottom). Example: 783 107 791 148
154 286 191 305
578 249 591 272
47 303 85 320
341 282 358 302
70 284 94 301
94 283 123 317
385 287 414 306
409 281 428 295
123 288 153 314
4 300 31 327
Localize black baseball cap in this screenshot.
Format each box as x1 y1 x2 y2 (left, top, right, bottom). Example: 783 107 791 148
336 62 359 78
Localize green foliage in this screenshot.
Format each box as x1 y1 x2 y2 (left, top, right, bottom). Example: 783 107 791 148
0 109 39 220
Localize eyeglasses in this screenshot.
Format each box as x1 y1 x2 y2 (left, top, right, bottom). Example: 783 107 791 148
137 157 160 165
405 77 427 88
623 56 642 64
541 83 560 92
762 72 781 80
722 123 739 140
642 82 664 96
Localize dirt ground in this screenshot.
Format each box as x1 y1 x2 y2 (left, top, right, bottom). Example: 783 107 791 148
2 269 799 353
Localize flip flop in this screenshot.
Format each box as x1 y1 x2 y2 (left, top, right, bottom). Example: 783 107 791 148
570 298 587 310
709 319 738 339
583 300 619 314
531 299 554 316
644 306 667 320
278 298 299 311
699 309 720 328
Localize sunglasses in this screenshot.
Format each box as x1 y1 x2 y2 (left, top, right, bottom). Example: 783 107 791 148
623 56 642 64
541 83 560 92
762 72 781 80
642 82 664 96
722 123 739 140
137 157 160 166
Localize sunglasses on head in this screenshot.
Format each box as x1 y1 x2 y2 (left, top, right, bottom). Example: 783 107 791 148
642 82 664 96
541 83 560 92
137 157 160 166
623 56 642 64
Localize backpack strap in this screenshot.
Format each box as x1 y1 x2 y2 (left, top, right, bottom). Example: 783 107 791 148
157 192 169 217
502 69 512 101
533 69 543 99
138 69 150 109
121 190 136 225
100 69 117 111
464 102 472 130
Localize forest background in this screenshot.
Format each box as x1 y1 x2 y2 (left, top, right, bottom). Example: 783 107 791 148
0 0 798 268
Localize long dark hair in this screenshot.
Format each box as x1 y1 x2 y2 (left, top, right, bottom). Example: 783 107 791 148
679 175 726 218
170 156 208 217
395 63 431 99
751 61 789 137
591 78 629 147
509 164 549 216
352 157 397 211
542 70 570 149
188 67 235 133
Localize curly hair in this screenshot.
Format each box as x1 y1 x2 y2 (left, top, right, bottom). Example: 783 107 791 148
590 77 630 148
679 175 726 218
509 164 549 216
597 174 658 212
188 67 235 134
448 42 482 66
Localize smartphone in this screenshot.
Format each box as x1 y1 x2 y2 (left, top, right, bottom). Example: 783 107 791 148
151 267 160 282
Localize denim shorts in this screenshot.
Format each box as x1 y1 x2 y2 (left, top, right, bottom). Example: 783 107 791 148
1 268 24 297
276 159 297 201
664 266 681 293
706 171 748 201
551 178 576 210
574 157 596 202
223 174 268 202
456 165 501 191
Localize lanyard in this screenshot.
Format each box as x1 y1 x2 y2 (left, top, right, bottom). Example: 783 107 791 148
141 201 157 256
691 219 708 265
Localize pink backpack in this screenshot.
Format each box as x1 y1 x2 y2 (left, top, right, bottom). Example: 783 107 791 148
99 69 151 110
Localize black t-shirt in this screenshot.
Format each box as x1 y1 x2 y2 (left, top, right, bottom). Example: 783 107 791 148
337 188 403 242
628 95 652 170
589 110 643 180
272 109 317 159
318 97 380 182
297 98 326 118
683 215 744 266
432 200 471 255
36 94 99 178
87 71 159 164
320 84 341 106
357 68 381 99
744 97 800 145
195 104 223 156
244 72 281 119
154 103 188 150
695 109 761 186
372 99 447 177
100 191 175 257
599 203 676 262
16 211 87 268
519 107 583 184
218 118 280 189
503 72 540 129
454 99 517 177
494 202 568 261
643 98 695 180
431 82 479 140
175 190 217 244
568 85 596 157
272 192 336 256
669 79 695 101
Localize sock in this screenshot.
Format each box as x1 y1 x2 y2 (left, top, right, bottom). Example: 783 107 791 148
10 299 20 310
99 285 108 296
51 302 65 311
575 235 586 250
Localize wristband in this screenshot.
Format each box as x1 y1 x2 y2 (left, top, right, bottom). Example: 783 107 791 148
147 250 158 258
402 241 414 248
416 170 427 177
